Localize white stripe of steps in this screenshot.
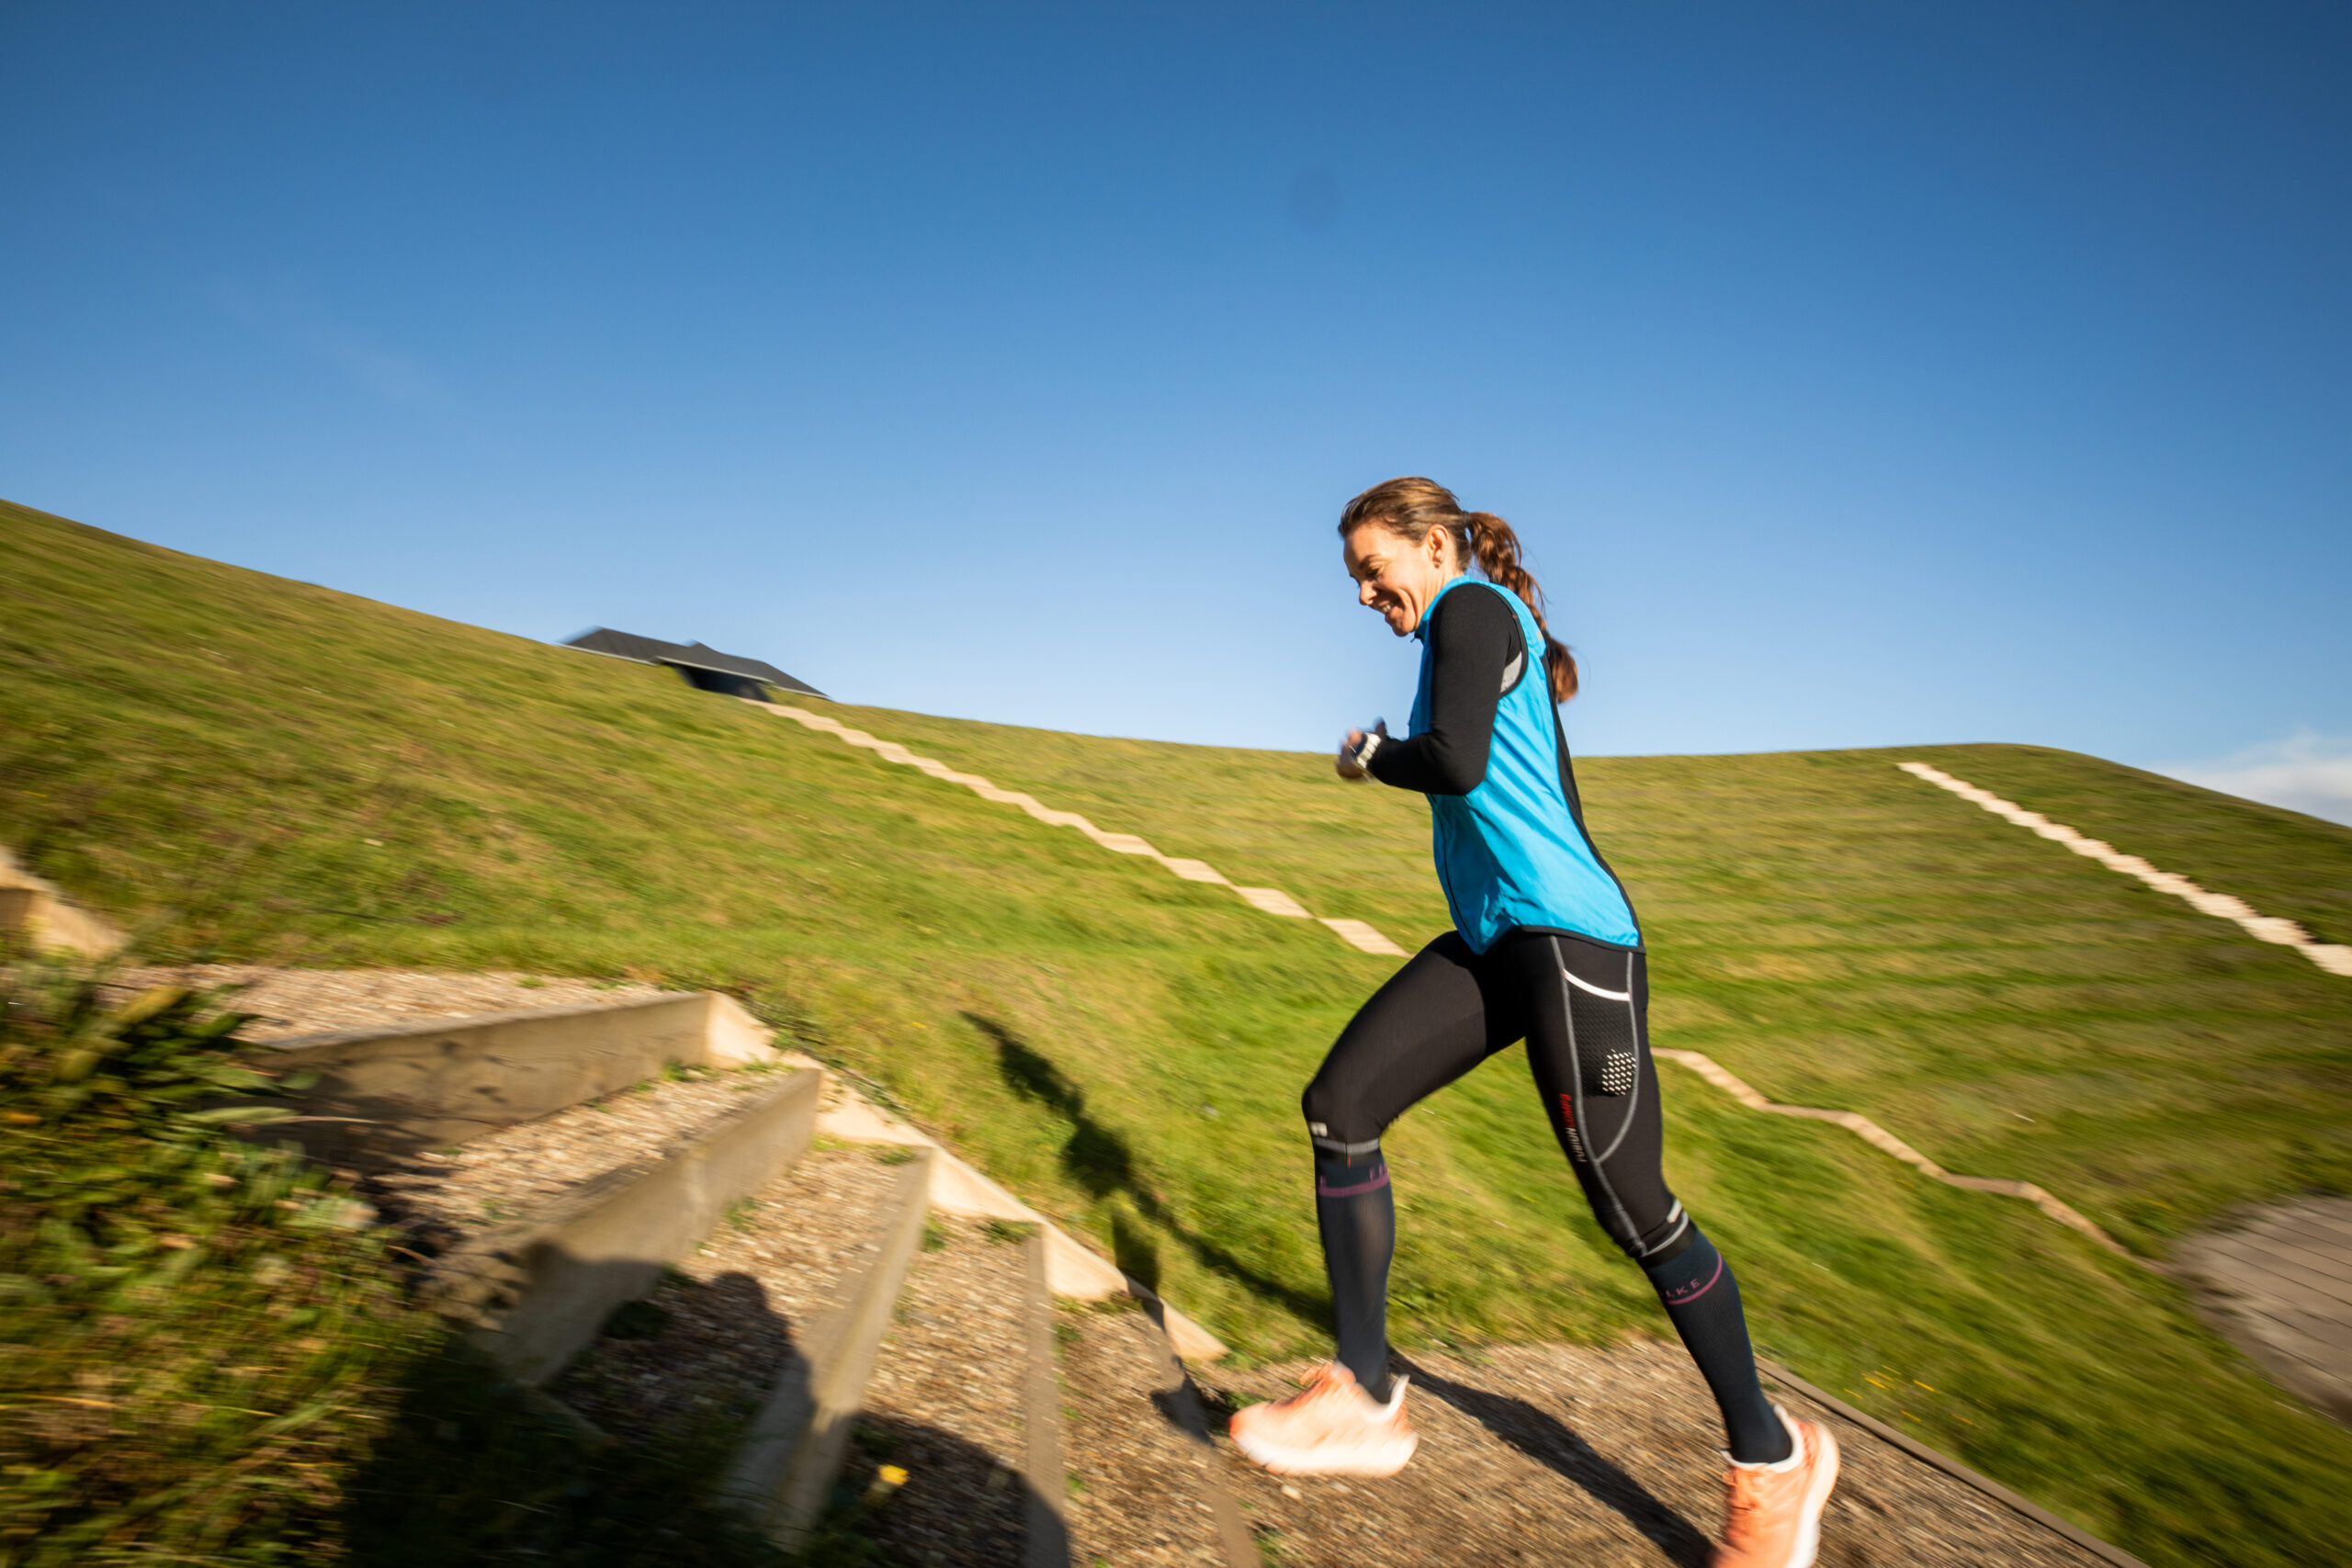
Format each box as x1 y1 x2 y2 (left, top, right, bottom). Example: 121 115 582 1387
1660 756 2352 1263
1650 1047 2140 1262
752 700 1411 958
1646 754 2352 1267
1898 760 2352 977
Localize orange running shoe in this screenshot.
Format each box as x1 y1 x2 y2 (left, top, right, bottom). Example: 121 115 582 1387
1227 1363 1418 1477
1713 1407 1839 1568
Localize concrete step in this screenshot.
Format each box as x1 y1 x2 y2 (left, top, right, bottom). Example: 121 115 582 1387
820 1213 1046 1567
1055 1295 1255 1568
253 989 775 1167
0 846 123 956
421 1066 821 1384
717 1143 935 1547
1021 1227 1074 1568
366 1060 796 1258
542 1140 927 1509
819 1088 1230 1362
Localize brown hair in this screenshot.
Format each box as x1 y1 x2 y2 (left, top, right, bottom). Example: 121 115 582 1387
1339 476 1579 703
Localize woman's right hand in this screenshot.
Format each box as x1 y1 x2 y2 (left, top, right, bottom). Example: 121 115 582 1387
1336 723 1386 780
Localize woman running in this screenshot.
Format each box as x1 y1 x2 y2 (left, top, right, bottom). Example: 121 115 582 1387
1227 479 1838 1568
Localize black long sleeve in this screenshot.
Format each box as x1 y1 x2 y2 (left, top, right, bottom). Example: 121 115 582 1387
1366 582 1527 796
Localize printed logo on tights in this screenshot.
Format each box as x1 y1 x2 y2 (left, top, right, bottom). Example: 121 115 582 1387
1557 1093 1584 1158
1659 1254 1724 1305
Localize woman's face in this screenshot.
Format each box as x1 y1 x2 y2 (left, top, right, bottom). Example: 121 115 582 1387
1343 522 1459 637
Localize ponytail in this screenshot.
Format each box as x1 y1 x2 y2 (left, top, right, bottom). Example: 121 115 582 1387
1459 511 1577 704
1338 478 1580 703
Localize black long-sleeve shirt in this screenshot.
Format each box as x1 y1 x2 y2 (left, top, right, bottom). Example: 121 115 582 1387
1366 581 1528 796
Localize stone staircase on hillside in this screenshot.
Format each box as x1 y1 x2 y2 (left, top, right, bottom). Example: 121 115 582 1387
223 982 1165 1559
220 979 2147 1568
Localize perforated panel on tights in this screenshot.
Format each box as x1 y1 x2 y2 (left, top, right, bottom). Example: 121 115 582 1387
1567 979 1639 1099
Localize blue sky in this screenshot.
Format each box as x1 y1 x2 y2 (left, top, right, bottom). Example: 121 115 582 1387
5 3 2348 817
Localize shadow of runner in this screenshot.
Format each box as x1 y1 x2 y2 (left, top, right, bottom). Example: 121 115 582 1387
342 1326 788 1568
548 1268 790 1442
832 1410 1031 1568
1396 1354 1715 1567
345 1263 1019 1567
970 1012 1328 1320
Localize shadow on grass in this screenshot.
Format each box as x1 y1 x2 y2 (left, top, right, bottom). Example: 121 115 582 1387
968 1012 1326 1320
1396 1354 1713 1567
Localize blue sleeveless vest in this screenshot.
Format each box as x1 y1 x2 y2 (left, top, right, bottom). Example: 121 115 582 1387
1409 577 1641 954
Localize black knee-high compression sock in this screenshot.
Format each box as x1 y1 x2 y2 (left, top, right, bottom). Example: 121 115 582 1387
1313 1144 1396 1402
1643 1227 1790 1463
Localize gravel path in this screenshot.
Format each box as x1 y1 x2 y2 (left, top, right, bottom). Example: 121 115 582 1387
1193 1340 2111 1568
550 1145 910 1445
834 1214 1034 1568
1058 1302 1232 1567
2178 1195 2352 1427
108 963 667 1042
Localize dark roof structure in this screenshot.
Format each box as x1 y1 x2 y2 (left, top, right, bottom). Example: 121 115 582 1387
562 627 828 701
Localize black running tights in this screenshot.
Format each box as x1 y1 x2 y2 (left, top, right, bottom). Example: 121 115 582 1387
1301 928 1789 1463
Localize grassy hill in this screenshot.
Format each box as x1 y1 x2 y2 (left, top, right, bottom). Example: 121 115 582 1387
5 497 2349 1566
864 709 2352 1252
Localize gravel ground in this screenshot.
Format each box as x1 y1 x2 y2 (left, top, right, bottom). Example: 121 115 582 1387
833 1215 1034 1568
367 1066 786 1255
1058 1301 1233 1567
1193 1339 2112 1568
550 1145 910 1446
107 963 669 1042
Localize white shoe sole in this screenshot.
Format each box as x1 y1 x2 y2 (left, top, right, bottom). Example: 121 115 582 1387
1229 1375 1419 1477
1228 1424 1419 1478
1785 1423 1839 1568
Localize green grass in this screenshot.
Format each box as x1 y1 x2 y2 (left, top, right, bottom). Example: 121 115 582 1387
5 497 2351 1563
0 964 405 1564
853 707 2352 1250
